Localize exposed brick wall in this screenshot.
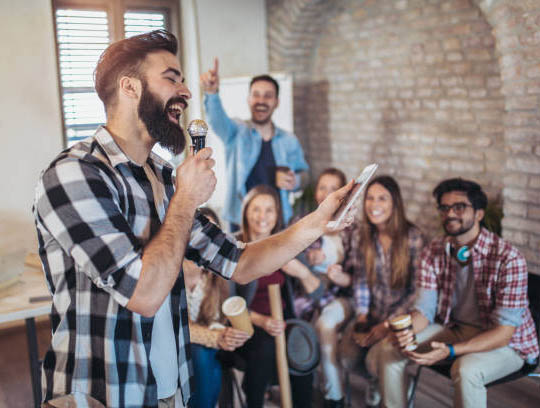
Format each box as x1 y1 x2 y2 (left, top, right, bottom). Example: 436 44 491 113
267 0 540 275
476 0 540 274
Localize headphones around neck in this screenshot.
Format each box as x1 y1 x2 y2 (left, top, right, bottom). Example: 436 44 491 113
445 241 471 264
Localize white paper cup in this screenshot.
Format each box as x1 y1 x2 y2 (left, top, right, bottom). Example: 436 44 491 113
222 296 254 337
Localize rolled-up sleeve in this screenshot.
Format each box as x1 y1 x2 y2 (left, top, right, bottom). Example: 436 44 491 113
492 252 529 327
414 288 438 323
185 212 245 280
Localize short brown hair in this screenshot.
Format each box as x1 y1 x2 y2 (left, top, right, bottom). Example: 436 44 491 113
94 30 178 110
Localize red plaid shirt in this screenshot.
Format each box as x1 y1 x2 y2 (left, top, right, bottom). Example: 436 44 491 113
418 228 539 361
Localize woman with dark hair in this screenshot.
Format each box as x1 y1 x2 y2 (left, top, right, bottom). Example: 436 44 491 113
183 208 250 408
339 175 425 407
232 185 322 408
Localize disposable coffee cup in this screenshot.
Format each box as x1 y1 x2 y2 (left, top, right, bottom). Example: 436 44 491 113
388 314 418 351
222 296 254 337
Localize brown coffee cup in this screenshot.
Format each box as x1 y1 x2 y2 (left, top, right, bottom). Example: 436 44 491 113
222 296 254 337
388 314 418 351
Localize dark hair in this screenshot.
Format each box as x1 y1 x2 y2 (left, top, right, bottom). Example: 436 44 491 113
432 178 487 210
240 185 283 242
94 30 178 109
316 168 347 191
198 207 221 227
360 175 414 289
249 74 279 97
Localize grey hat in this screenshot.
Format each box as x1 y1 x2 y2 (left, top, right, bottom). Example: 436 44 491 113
285 319 320 376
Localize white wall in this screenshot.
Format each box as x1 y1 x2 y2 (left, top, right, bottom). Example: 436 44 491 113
0 0 267 261
194 0 268 78
0 1 63 257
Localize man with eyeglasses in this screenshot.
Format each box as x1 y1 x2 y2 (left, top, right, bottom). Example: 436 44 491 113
371 178 538 408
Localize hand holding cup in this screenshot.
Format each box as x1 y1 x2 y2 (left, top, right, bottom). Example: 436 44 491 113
222 296 254 337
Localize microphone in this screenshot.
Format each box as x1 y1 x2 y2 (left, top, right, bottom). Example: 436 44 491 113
187 119 208 154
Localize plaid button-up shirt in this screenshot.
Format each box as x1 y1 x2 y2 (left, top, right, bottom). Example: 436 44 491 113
33 127 244 407
418 227 539 361
345 224 425 322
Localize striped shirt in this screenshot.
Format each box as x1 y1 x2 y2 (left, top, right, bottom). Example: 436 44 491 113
33 127 244 407
417 228 539 361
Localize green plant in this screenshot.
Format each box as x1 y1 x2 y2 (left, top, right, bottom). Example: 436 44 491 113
482 201 504 236
292 182 317 216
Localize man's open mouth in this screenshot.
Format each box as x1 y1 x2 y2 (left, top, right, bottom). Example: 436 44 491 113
254 104 269 112
167 102 186 124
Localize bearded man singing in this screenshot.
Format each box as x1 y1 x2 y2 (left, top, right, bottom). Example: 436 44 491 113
33 30 354 408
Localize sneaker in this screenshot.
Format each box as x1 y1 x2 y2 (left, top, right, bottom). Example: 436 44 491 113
365 379 381 407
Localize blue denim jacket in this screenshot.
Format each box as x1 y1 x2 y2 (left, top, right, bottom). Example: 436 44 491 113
204 93 309 225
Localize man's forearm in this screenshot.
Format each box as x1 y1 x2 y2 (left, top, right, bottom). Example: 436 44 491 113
127 194 197 316
453 325 515 356
234 211 325 284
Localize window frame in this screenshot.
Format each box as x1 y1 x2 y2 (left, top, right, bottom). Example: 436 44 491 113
52 0 181 147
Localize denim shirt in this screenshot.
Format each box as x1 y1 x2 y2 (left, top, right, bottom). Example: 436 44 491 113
204 92 309 225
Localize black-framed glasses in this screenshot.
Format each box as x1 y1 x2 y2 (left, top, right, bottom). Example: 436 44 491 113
437 202 473 215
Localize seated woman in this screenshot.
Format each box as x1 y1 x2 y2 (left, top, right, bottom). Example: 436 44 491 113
183 207 251 408
231 185 322 408
339 176 425 407
298 168 355 408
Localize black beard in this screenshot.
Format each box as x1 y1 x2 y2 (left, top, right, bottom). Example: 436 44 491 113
443 217 475 237
138 82 186 155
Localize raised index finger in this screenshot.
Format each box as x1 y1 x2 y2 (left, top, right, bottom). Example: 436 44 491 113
212 57 219 75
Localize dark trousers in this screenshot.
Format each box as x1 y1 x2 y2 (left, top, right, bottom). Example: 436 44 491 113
237 327 313 408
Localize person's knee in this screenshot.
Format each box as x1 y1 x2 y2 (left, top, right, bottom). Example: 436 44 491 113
450 357 482 385
316 312 339 333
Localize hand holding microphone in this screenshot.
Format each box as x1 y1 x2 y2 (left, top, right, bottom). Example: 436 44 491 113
175 119 215 206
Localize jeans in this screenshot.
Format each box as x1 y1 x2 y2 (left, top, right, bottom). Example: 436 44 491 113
190 344 222 408
316 298 352 400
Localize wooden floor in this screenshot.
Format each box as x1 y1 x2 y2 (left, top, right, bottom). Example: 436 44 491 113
1 321 538 408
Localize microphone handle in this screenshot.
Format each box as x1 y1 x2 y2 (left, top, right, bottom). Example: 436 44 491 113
191 136 206 153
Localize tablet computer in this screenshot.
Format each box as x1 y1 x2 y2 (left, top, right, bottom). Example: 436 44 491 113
326 163 378 230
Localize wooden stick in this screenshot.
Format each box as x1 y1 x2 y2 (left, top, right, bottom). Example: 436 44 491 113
268 283 292 408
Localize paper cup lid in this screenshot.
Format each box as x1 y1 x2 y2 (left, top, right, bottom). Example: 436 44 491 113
390 314 411 326
222 296 246 316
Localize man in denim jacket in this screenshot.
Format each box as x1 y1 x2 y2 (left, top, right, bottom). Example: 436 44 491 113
201 58 308 230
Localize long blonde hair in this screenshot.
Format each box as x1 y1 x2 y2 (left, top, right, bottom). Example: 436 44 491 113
196 207 229 325
360 176 413 289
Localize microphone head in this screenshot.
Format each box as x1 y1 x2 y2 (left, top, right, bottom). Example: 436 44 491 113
187 119 208 153
187 119 208 138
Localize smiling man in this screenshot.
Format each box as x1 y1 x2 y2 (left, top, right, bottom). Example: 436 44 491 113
200 59 308 231
370 178 539 408
33 30 353 408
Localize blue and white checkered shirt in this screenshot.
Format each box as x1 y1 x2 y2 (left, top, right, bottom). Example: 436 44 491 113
33 127 244 407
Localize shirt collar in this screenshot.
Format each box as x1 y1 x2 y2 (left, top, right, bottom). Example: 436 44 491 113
470 227 492 258
94 126 174 171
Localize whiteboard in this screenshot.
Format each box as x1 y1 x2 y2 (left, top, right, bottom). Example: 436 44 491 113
205 72 294 220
